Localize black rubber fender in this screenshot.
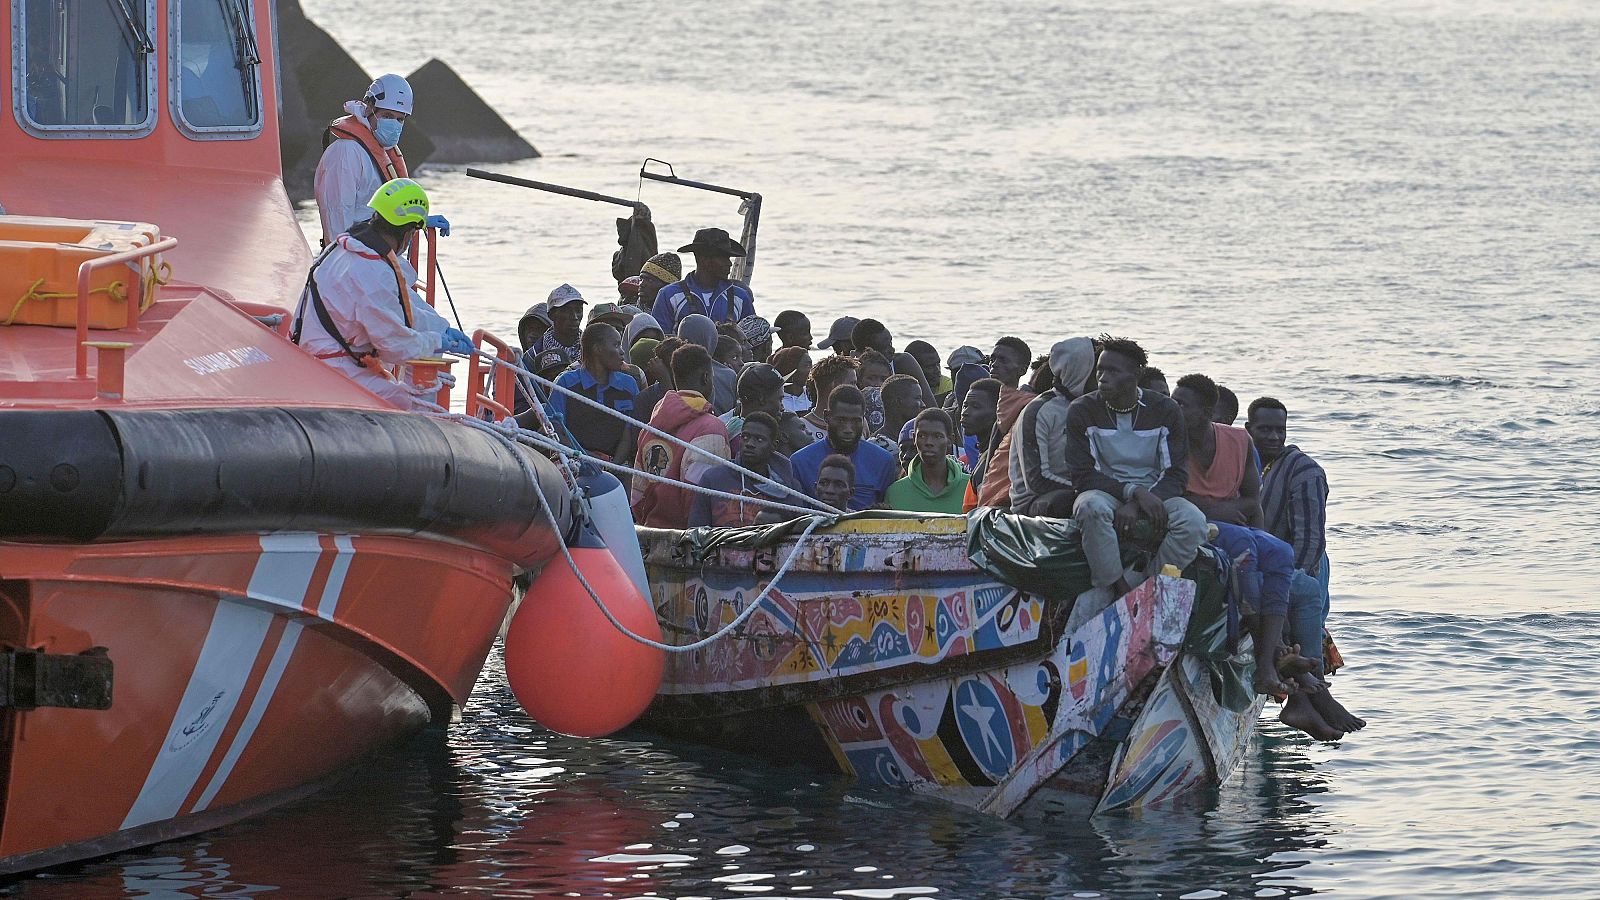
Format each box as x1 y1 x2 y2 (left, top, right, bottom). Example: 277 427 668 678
0 411 124 541
0 408 571 568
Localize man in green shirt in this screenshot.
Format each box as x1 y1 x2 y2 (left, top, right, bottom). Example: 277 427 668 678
885 408 970 514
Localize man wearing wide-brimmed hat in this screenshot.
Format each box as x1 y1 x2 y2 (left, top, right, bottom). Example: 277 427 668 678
649 227 757 334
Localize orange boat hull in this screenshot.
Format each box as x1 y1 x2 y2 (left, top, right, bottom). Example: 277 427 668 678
0 531 517 871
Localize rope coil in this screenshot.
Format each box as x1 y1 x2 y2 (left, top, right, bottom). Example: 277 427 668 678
4 254 171 327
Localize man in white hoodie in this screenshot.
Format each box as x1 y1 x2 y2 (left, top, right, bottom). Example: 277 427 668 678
314 74 449 246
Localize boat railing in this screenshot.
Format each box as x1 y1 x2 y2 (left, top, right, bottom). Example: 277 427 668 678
74 237 178 380
464 330 518 420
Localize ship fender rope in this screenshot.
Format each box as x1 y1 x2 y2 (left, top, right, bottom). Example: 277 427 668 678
449 349 842 516
419 408 828 519
444 413 827 653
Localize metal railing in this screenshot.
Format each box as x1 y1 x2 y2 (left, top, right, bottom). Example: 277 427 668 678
464 330 518 420
75 237 178 379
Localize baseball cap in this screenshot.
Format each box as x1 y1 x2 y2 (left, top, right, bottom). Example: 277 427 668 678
737 315 772 346
519 302 551 328
817 316 859 350
590 302 629 325
946 345 984 370
535 347 571 376
547 283 585 309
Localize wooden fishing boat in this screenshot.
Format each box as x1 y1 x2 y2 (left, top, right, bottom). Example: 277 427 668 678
0 0 565 872
638 515 1266 816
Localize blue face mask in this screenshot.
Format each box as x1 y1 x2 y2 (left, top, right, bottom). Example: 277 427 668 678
373 117 403 148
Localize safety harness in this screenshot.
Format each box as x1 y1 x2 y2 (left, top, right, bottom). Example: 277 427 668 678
292 221 415 373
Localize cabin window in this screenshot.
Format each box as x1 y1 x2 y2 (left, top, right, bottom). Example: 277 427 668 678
14 0 158 137
170 0 262 138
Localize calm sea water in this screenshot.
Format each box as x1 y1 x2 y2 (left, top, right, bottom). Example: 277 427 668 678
13 0 1600 895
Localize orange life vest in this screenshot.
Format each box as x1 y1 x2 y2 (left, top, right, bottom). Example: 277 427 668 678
323 114 408 181
321 116 417 256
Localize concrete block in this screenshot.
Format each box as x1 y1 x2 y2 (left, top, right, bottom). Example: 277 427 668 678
405 58 539 164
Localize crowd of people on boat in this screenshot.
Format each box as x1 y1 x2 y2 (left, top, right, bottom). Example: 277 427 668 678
504 227 1364 744
292 73 1363 743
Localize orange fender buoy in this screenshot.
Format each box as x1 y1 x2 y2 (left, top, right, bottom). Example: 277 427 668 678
504 544 666 737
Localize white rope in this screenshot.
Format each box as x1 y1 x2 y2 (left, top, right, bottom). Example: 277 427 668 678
425 407 830 519
449 412 829 653
505 427 833 519
457 350 842 516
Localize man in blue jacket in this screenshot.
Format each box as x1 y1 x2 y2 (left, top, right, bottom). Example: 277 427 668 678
649 227 756 334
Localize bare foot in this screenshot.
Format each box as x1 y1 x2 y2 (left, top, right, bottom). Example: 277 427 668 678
1254 648 1293 697
1253 615 1294 697
1308 681 1367 732
1280 693 1344 741
1275 644 1317 678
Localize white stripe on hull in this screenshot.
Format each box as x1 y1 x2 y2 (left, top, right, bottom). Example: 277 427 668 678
191 535 355 812
120 534 333 829
119 601 274 829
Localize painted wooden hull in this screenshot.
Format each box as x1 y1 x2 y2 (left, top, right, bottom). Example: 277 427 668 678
0 531 524 873
639 516 1265 817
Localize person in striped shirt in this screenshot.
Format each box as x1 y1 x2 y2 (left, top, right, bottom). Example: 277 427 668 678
1247 397 1364 734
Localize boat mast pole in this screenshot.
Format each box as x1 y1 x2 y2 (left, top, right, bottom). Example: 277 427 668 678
638 159 761 286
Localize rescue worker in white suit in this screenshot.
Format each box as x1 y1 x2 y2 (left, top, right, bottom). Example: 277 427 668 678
313 73 450 246
292 178 474 410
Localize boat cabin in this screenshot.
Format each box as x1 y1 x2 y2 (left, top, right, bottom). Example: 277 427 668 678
0 0 308 306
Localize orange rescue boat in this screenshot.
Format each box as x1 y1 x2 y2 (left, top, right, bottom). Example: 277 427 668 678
0 0 567 872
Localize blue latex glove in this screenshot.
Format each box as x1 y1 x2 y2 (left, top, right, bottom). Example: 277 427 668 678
425 214 451 237
439 327 473 355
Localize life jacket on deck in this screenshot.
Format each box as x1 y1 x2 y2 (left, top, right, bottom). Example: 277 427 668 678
323 115 408 181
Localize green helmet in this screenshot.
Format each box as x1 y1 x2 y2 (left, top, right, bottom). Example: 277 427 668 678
367 178 429 227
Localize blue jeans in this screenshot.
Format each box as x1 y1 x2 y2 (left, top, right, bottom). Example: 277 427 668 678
1286 555 1332 667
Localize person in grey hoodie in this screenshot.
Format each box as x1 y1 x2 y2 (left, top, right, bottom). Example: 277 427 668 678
1009 336 1097 517
1065 337 1206 597
676 313 736 414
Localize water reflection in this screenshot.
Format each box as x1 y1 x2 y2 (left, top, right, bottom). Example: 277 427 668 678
7 650 1349 898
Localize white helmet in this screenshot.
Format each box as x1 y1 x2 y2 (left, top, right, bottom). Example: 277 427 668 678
364 73 414 115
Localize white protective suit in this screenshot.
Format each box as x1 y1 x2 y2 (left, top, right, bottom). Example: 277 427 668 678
314 101 390 243
295 231 450 409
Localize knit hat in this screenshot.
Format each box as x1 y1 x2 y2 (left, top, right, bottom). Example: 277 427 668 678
629 337 661 370
640 252 682 284
618 275 642 298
